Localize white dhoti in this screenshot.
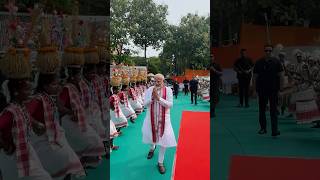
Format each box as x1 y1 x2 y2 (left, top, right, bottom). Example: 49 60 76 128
110 109 128 128
110 120 118 139
85 102 107 140
0 144 52 180
142 86 177 148
293 88 320 124
60 115 105 158
129 99 143 114
119 103 137 120
30 126 85 180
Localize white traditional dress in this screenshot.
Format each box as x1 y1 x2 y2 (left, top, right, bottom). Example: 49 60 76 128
59 83 105 160
118 91 137 120
135 86 144 107
142 86 177 147
109 94 128 128
28 93 85 180
128 87 143 114
79 79 107 140
0 104 52 180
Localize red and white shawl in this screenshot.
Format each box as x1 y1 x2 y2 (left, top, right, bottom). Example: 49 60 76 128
65 84 87 132
103 76 109 97
110 94 120 118
129 88 137 100
36 93 61 147
6 104 30 177
150 87 167 143
92 76 104 108
118 91 129 107
78 80 90 108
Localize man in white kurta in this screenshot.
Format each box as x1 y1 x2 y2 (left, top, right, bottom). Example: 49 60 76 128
142 74 177 174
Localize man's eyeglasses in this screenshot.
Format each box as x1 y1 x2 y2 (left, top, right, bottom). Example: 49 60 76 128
264 50 272 52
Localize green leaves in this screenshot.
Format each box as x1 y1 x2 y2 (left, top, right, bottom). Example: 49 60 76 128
161 14 210 75
129 0 168 58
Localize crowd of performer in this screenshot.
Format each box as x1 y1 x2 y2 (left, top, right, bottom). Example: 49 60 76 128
0 3 113 179
109 64 149 152
278 47 320 127
232 44 320 136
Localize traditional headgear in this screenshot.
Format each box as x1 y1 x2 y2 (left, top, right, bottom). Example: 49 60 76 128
121 66 130 85
83 23 99 65
96 24 108 64
62 1 84 68
35 17 60 74
130 67 138 83
111 67 122 87
0 46 31 79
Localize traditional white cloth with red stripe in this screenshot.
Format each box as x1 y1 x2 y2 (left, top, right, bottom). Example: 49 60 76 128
118 91 129 107
65 84 87 132
78 80 90 108
5 104 31 177
150 87 166 142
129 88 137 100
36 93 61 147
110 94 120 118
142 86 177 147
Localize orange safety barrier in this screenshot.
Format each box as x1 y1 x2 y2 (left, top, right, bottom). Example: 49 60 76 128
213 23 320 68
171 69 210 83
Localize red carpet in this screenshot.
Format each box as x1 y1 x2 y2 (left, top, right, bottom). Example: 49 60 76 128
172 111 210 180
229 155 320 180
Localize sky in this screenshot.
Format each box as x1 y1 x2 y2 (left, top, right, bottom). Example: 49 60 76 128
129 0 210 57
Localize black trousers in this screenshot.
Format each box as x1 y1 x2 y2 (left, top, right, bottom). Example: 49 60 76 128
184 85 189 95
191 90 197 104
174 88 179 98
238 77 251 106
258 93 279 133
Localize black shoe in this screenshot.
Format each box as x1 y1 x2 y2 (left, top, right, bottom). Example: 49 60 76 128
258 129 267 134
147 149 155 159
111 145 119 151
158 163 166 174
272 131 280 137
237 104 243 108
195 103 197 105
130 119 135 123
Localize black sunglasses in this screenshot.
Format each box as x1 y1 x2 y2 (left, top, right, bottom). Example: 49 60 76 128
265 50 272 52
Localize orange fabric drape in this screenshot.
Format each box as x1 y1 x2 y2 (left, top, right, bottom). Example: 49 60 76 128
213 23 320 68
171 69 210 83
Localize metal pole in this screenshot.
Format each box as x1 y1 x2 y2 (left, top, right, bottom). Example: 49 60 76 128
264 13 271 45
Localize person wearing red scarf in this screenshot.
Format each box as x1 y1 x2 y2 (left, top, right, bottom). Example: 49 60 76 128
118 75 137 123
142 74 177 174
0 47 52 180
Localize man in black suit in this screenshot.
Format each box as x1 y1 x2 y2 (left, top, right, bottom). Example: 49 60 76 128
173 80 179 99
253 44 284 137
183 79 189 95
189 77 199 105
234 49 253 108
210 55 223 118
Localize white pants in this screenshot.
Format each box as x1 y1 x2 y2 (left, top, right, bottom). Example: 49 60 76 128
151 144 166 164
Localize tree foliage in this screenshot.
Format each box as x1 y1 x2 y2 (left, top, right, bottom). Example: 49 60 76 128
110 0 131 55
161 14 210 75
212 0 320 47
129 0 168 59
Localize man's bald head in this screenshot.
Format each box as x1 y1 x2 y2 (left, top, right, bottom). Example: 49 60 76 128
154 73 164 80
154 73 164 87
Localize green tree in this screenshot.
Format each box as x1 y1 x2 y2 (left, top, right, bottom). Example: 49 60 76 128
161 14 210 75
129 0 168 59
110 0 131 55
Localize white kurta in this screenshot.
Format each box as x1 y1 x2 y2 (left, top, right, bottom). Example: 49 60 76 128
142 86 177 147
